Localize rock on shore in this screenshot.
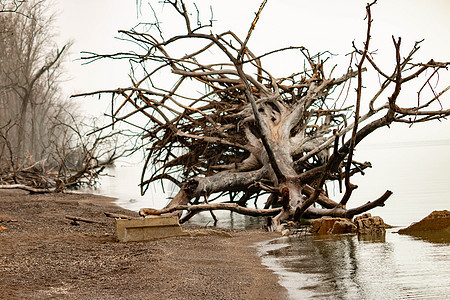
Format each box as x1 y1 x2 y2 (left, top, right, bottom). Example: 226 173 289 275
354 213 393 233
308 213 392 235
308 217 357 234
398 210 450 234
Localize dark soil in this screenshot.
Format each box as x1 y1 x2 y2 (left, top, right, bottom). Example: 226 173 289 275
0 190 286 299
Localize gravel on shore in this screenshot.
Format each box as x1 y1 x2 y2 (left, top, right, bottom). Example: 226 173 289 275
0 189 287 299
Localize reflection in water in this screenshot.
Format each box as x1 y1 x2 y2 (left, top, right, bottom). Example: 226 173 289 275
187 210 267 229
259 230 450 299
357 231 386 243
398 230 450 244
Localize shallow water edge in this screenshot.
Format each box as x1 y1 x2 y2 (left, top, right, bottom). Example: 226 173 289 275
256 230 450 300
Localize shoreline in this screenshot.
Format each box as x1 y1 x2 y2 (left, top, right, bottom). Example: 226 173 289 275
0 189 287 299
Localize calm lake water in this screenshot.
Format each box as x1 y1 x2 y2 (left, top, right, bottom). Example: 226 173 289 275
90 141 449 299
258 230 450 299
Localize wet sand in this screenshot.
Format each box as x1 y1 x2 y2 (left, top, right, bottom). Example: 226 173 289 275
0 189 287 299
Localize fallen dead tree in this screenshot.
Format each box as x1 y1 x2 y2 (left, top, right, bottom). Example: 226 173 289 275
0 113 135 193
75 1 450 231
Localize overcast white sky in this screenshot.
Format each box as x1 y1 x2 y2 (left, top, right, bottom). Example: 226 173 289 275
54 0 450 144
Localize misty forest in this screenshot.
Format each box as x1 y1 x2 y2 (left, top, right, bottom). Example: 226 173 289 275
1 0 449 231
0 0 134 192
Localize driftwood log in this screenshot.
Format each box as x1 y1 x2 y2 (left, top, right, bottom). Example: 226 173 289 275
0 184 55 194
104 212 138 220
65 215 100 225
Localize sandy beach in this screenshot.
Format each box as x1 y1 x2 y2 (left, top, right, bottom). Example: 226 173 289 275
0 189 287 299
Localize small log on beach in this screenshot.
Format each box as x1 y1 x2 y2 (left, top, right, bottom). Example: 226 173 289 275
65 215 100 225
104 212 138 220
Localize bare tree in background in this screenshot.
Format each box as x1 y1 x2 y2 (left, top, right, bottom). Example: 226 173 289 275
0 0 67 159
75 0 449 230
0 0 26 15
0 0 130 192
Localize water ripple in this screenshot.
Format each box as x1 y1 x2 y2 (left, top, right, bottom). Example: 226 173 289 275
259 230 450 300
